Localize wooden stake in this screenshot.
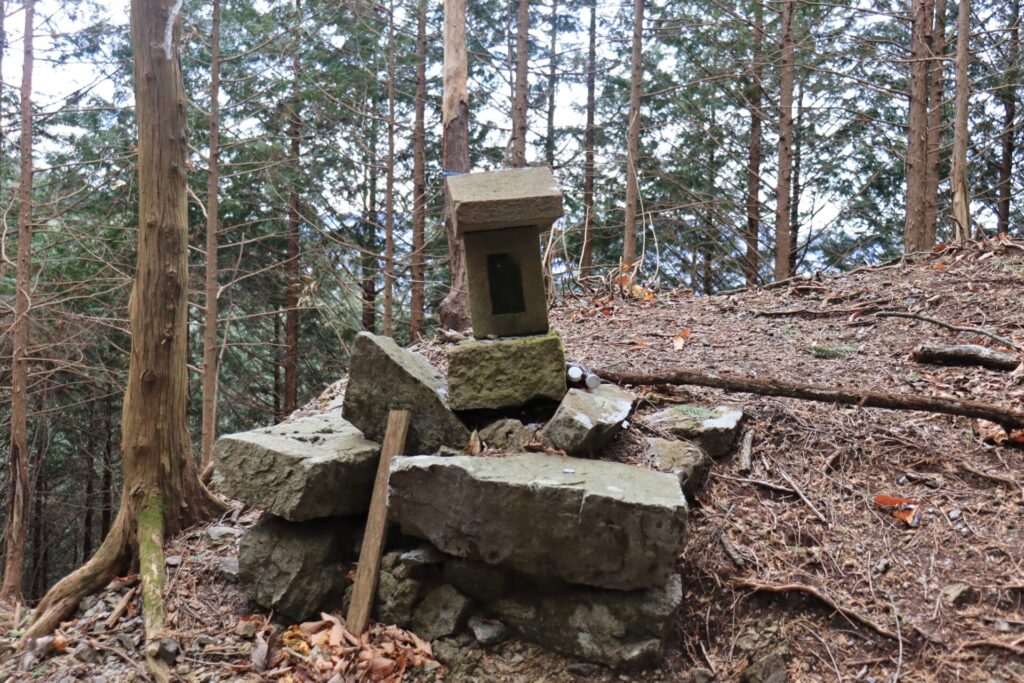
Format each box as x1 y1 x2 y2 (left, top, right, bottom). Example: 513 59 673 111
347 409 410 635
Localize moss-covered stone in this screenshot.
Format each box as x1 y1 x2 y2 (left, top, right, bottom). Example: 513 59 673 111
447 333 567 411
644 404 744 458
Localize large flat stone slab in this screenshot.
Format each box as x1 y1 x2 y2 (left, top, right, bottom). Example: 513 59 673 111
446 166 563 237
539 385 635 456
214 412 379 521
447 333 567 411
342 332 470 453
645 404 744 458
238 514 360 622
387 453 688 590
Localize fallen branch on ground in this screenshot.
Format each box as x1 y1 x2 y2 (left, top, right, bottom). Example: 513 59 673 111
877 311 1019 351
597 367 1024 431
911 344 1020 371
736 579 898 640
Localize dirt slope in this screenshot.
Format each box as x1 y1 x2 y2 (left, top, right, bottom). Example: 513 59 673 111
4 238 1022 682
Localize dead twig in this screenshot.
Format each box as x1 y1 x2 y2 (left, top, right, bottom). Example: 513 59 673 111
712 472 797 495
105 586 139 631
736 579 899 641
737 428 754 474
773 464 828 525
911 344 1020 371
596 367 1024 431
877 311 1019 351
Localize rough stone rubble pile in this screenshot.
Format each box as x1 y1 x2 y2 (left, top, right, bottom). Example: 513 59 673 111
214 331 744 669
213 166 745 670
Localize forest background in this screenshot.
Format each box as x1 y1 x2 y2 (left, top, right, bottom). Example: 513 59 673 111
0 0 1020 602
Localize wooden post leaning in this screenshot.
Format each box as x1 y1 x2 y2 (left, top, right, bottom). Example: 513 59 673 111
347 409 411 635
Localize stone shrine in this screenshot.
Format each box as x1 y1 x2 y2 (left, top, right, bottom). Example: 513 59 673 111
446 165 562 339
445 166 568 411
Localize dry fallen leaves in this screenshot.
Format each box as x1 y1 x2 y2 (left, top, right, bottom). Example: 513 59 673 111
271 612 436 682
672 328 691 351
873 495 921 528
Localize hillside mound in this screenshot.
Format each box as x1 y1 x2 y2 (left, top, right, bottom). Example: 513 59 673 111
4 238 1023 682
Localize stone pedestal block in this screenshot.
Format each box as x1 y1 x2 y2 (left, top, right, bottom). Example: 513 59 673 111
447 333 567 411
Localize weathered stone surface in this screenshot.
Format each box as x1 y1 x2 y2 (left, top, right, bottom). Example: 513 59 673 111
539 385 635 456
448 333 567 411
468 615 507 646
646 438 713 495
478 419 537 451
645 405 744 458
447 166 563 237
412 585 474 641
388 453 688 590
214 412 380 521
464 227 549 338
376 571 422 626
342 332 470 453
238 514 359 622
490 574 683 669
443 559 509 603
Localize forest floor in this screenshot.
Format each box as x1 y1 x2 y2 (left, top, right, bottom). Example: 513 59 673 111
3 237 1023 682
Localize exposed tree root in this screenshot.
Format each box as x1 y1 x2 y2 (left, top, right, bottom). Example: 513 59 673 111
736 579 899 641
598 367 1024 430
877 310 1019 351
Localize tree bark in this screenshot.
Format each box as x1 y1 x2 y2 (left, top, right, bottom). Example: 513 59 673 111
83 438 95 563
580 0 597 277
597 367 1024 431
949 0 971 241
410 0 427 341
362 114 379 333
912 344 1020 371
510 0 529 167
774 0 795 280
622 0 644 269
905 0 934 252
284 0 302 416
545 0 558 167
200 0 222 471
2 0 35 604
997 0 1019 235
25 0 225 663
789 79 804 275
744 0 764 287
924 0 946 243
101 391 114 537
440 0 471 330
383 0 396 336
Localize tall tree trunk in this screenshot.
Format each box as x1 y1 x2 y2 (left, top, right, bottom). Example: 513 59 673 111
101 391 114 537
383 0 396 336
622 0 644 269
545 0 558 167
362 115 379 333
2 0 35 604
284 0 302 416
905 0 934 252
440 0 471 330
83 439 95 562
273 310 283 422
580 0 597 277
924 0 946 243
950 0 971 240
744 0 764 286
25 1 225 665
774 0 795 280
998 0 1019 235
511 0 529 167
30 465 44 600
200 0 222 471
789 79 804 275
410 0 427 341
